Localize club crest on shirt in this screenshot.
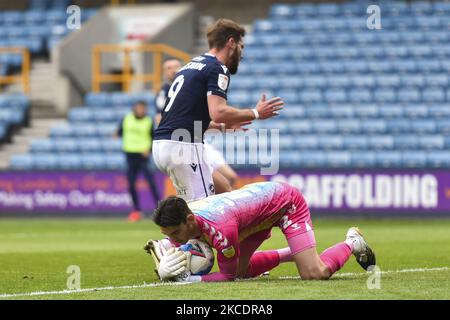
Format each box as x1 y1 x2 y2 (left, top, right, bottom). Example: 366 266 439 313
218 74 229 91
221 246 235 258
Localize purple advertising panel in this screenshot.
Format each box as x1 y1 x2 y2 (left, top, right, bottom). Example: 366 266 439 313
266 170 450 213
0 171 165 214
0 170 449 215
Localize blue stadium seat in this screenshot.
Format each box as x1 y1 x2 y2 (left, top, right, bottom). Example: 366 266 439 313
30 139 53 153
102 139 122 153
280 106 305 118
81 154 106 170
434 2 450 15
78 139 101 153
362 119 386 133
386 119 411 133
425 74 448 86
385 2 410 16
93 109 117 122
411 45 433 58
354 105 379 118
3 12 23 25
394 135 419 149
436 119 450 133
57 154 82 170
313 120 337 133
419 135 445 149
32 154 57 170
427 151 450 167
72 124 97 137
411 120 436 133
379 105 404 118
348 89 372 103
337 119 361 133
85 92 109 107
270 5 296 19
318 135 343 149
304 106 328 118
324 89 347 103
376 74 401 87
376 151 402 167
429 105 450 118
300 151 326 167
397 87 421 102
403 104 429 118
416 59 441 72
280 151 302 168
343 135 368 149
402 151 427 167
288 120 312 133
373 88 397 103
105 153 126 170
294 4 317 17
303 75 327 89
50 125 74 137
23 10 45 25
326 151 351 167
293 135 319 149
422 88 445 102
53 138 78 153
9 154 33 170
329 106 354 118
368 135 394 150
299 90 323 103
351 151 376 167
97 124 118 136
329 75 351 88
69 108 93 122
278 135 294 150
400 74 424 87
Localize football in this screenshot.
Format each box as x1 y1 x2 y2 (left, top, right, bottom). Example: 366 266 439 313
180 239 215 275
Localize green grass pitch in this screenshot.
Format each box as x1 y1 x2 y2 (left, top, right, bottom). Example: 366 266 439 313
0 218 449 300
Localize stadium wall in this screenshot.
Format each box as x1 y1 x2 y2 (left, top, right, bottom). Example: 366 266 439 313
0 169 449 217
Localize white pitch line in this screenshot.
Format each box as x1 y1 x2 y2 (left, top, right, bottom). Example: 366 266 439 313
0 281 189 299
1 266 449 298
277 266 450 280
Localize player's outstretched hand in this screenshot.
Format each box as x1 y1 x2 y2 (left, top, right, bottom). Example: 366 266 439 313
158 248 188 281
255 94 284 120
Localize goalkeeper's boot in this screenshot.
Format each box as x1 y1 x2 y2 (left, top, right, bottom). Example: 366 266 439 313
345 227 376 271
144 239 167 278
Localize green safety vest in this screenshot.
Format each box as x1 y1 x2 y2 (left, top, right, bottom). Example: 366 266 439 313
122 113 153 153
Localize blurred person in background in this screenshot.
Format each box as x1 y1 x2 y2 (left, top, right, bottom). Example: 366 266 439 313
154 56 238 195
117 101 160 222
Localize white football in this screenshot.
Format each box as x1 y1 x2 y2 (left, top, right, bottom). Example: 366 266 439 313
180 239 215 275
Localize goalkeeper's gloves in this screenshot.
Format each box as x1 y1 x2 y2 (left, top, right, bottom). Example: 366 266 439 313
158 248 188 281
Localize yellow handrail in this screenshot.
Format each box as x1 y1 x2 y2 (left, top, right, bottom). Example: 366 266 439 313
0 47 30 94
92 43 191 93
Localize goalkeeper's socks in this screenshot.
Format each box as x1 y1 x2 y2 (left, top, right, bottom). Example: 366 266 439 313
244 250 280 278
277 247 293 263
319 242 352 274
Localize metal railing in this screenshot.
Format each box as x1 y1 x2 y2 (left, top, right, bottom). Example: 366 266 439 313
0 48 30 94
91 43 191 93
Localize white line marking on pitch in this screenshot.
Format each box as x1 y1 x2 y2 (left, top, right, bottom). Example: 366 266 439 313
0 282 189 299
277 266 450 280
1 266 448 298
